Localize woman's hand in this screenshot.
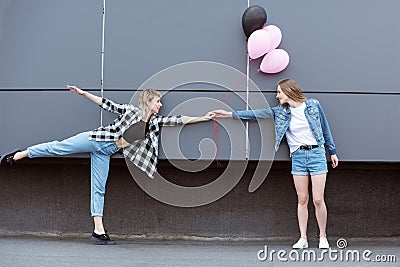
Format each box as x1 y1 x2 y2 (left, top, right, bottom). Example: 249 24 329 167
212 109 232 118
67 85 102 105
182 112 215 124
331 154 339 168
203 111 215 121
67 85 85 95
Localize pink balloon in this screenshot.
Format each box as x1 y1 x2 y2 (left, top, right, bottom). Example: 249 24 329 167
259 49 289 74
247 29 272 59
263 25 282 50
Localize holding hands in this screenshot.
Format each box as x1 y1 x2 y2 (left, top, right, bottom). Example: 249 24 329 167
203 111 215 120
211 110 232 118
182 111 215 124
197 110 231 121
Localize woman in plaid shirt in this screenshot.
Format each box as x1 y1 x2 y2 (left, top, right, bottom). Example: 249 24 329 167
1 85 213 245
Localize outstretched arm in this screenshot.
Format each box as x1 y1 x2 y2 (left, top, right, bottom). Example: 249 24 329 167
68 85 131 114
157 112 214 126
213 108 273 120
182 112 214 124
213 110 232 118
67 85 102 105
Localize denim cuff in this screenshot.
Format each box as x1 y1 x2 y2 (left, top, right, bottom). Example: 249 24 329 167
232 111 239 120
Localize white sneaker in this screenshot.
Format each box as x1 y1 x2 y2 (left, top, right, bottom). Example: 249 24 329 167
292 238 308 249
319 237 330 249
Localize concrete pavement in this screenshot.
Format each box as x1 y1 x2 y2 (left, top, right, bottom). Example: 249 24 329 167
0 235 398 267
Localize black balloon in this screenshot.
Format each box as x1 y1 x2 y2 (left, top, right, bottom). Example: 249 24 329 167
241 5 267 38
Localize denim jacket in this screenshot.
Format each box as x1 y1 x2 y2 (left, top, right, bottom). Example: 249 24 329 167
232 99 337 155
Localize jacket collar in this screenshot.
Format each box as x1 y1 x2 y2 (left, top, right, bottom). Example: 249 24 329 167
282 99 313 113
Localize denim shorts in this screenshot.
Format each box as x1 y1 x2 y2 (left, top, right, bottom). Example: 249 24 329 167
291 146 328 176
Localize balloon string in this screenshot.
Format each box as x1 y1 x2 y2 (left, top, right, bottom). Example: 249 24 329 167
213 91 233 167
212 78 246 166
213 118 221 167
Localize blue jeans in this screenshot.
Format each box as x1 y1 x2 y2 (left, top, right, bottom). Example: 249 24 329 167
27 131 120 216
291 146 328 176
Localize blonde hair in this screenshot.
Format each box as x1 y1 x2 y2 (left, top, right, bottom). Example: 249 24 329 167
138 89 161 117
277 78 307 103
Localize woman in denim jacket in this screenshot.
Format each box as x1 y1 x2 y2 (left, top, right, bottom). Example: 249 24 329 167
213 78 339 249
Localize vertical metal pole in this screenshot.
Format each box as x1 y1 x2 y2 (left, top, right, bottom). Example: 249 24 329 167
100 0 106 127
245 0 250 160
245 53 250 160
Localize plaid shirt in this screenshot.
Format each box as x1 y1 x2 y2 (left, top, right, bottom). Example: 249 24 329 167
89 98 183 178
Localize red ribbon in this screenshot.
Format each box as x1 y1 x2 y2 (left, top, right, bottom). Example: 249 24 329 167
213 46 249 167
212 91 235 167
213 117 221 167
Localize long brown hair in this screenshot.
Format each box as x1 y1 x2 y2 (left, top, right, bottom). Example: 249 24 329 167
277 78 307 103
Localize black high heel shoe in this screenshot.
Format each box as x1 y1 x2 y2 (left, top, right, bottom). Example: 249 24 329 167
1 150 21 166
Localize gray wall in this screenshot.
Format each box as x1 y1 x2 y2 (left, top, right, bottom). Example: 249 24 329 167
1 0 400 161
